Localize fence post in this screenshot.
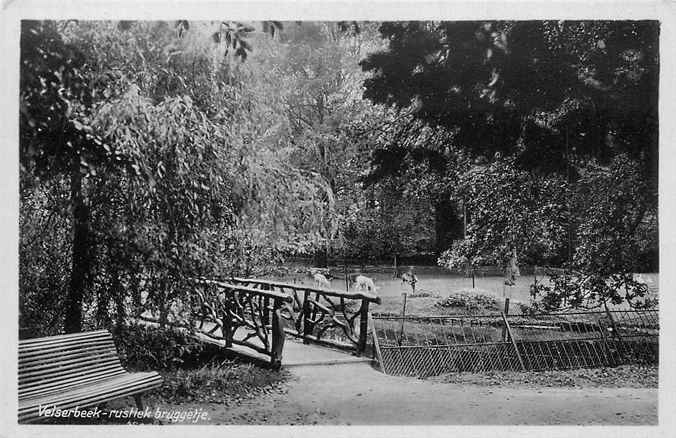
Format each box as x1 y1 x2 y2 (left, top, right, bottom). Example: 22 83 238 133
369 313 385 372
398 292 408 345
501 298 510 341
501 311 525 371
270 298 285 369
604 306 626 362
357 300 370 355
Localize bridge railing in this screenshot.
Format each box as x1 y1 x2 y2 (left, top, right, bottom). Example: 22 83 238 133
225 277 381 355
187 278 293 368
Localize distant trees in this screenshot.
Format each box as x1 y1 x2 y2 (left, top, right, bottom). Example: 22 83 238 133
246 21 447 263
437 157 570 271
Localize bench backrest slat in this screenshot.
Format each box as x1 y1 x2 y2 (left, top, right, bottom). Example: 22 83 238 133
20 359 124 385
19 364 126 392
20 336 117 353
20 375 162 414
19 369 128 399
18 330 126 397
20 344 120 366
20 353 121 379
20 330 112 350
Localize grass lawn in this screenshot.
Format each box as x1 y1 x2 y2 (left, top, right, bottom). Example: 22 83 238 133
374 288 508 317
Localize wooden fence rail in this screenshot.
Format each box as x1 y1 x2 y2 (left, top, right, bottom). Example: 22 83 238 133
372 309 658 376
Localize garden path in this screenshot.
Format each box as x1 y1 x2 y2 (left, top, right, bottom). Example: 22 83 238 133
215 339 659 425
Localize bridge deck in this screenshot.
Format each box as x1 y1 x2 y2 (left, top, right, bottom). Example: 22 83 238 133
132 316 372 367
282 338 372 367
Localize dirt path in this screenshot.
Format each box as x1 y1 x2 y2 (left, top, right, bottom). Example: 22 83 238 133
136 339 655 425
198 359 656 425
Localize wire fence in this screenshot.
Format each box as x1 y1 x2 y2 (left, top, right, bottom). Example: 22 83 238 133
371 309 658 377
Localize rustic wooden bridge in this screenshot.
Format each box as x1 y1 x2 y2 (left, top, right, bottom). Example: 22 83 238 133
138 277 382 369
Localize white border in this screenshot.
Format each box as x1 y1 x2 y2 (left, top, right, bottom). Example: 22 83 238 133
1 1 674 437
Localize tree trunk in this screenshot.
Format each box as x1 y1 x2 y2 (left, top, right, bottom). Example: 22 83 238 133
158 277 168 328
64 159 89 334
434 197 463 254
95 287 110 329
111 265 126 329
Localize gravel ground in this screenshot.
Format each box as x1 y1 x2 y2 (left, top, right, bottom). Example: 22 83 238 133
428 364 658 388
36 350 656 425
40 363 657 425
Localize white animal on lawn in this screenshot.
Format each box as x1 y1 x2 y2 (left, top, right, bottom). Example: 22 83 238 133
633 273 653 285
353 274 377 294
313 273 331 289
401 271 418 285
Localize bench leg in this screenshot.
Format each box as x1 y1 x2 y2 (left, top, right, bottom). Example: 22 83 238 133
134 394 144 411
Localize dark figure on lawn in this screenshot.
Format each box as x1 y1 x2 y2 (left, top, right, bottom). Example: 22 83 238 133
401 267 418 293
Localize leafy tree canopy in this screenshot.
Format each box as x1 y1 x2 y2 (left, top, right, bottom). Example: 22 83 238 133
361 21 658 185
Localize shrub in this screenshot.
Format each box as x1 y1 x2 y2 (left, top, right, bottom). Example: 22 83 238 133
408 290 441 298
436 290 499 313
159 360 288 403
518 302 539 316
112 323 208 371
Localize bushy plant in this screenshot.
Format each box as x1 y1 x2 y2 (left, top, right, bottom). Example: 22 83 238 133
517 302 539 316
408 290 441 298
112 323 207 371
436 290 499 313
160 360 287 403
19 179 72 338
529 269 655 312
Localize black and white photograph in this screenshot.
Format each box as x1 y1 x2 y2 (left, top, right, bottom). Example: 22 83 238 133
2 0 674 434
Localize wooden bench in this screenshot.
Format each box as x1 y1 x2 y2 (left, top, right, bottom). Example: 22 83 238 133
19 329 162 423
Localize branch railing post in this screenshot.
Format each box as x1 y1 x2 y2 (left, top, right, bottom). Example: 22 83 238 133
357 299 370 355
261 283 270 327
222 291 233 348
270 298 285 369
302 289 313 343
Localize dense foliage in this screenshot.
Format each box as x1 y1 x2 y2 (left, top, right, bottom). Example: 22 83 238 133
362 21 658 309
361 21 658 178
19 20 659 337
112 323 208 371
19 21 344 334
